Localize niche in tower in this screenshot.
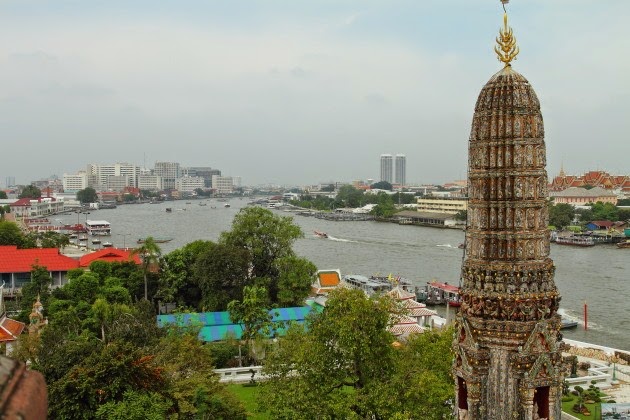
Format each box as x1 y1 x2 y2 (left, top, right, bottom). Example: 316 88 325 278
533 386 549 419
457 377 468 410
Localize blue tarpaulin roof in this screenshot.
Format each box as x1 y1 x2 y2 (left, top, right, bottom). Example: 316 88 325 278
157 306 313 342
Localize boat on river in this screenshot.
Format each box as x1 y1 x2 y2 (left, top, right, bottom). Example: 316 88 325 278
92 238 102 245
561 318 578 329
137 237 173 244
555 235 595 247
102 242 113 248
617 240 630 249
85 220 111 236
314 230 328 239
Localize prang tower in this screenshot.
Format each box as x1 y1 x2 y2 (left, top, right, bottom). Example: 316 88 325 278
453 7 565 420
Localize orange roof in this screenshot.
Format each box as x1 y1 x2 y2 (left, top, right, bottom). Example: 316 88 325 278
0 315 25 342
79 248 141 267
318 271 340 287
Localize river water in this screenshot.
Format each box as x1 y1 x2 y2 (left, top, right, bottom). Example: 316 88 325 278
55 199 630 350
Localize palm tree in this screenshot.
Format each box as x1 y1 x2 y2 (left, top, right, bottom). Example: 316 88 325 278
131 236 162 300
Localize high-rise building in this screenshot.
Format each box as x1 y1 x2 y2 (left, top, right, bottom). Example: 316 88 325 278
380 154 393 183
5 177 15 188
453 10 563 419
211 175 234 195
63 172 88 192
395 154 406 186
154 162 180 190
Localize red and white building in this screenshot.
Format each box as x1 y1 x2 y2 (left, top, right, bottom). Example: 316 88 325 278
9 197 65 218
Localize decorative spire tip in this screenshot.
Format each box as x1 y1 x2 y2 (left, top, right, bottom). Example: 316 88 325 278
494 8 520 67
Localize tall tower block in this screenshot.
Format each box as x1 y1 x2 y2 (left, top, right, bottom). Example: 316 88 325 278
453 8 565 420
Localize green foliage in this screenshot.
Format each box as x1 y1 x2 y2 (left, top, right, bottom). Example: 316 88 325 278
153 331 247 419
89 260 112 282
549 203 576 229
220 207 303 303
64 273 100 304
335 185 366 208
195 242 250 311
371 181 393 190
131 237 162 300
371 201 397 218
320 184 335 192
0 191 6 199
618 198 630 206
18 265 53 322
259 288 400 418
18 184 41 199
47 342 165 419
76 187 99 204
274 256 317 307
590 202 619 222
228 286 274 364
95 391 172 420
207 341 241 368
0 220 27 247
159 240 213 307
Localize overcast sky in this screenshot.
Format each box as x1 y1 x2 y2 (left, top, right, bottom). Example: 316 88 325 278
1 1 628 186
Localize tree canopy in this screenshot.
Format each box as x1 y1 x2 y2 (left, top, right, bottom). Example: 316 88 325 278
76 187 99 204
259 288 455 418
549 203 575 229
18 184 41 199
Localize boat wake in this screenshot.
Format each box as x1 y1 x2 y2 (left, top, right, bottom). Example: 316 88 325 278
326 235 357 243
436 244 458 249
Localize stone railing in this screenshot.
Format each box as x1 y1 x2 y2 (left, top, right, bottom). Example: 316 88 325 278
214 366 264 383
565 359 613 390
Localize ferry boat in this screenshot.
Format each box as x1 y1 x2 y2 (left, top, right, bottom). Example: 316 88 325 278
85 220 111 236
555 235 595 247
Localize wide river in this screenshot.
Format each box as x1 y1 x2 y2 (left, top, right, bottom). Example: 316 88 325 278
56 199 630 350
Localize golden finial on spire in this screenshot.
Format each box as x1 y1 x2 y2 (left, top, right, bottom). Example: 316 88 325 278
494 7 520 67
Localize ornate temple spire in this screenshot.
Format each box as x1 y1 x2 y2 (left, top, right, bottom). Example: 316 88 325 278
494 7 519 67
452 2 565 419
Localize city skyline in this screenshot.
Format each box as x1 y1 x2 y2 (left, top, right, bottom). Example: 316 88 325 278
1 1 628 185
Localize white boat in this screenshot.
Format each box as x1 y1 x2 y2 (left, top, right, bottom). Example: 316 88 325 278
102 242 113 248
92 238 102 245
314 230 328 239
85 220 111 236
555 235 595 247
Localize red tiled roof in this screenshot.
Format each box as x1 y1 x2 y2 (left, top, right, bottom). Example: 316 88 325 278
10 197 57 207
428 281 459 293
79 248 141 267
0 315 25 342
0 246 79 273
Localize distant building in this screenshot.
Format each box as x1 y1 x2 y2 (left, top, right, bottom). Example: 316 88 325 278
181 167 221 188
550 186 617 206
9 197 65 218
106 175 130 192
550 169 630 196
138 175 164 191
154 162 180 190
380 154 393 183
395 154 406 186
87 163 141 190
212 175 234 195
416 196 468 214
4 177 15 188
175 176 205 193
63 171 89 193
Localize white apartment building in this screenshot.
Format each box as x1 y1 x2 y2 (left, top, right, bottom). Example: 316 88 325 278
106 176 130 192
86 163 141 190
395 154 406 186
212 175 234 194
10 197 65 218
63 171 88 192
154 162 180 190
138 175 164 191
175 176 205 193
380 154 393 184
416 196 468 214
